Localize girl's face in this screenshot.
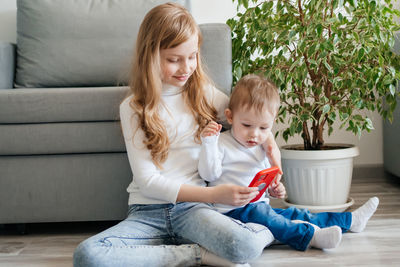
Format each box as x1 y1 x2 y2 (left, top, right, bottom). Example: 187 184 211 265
160 35 198 87
225 107 275 148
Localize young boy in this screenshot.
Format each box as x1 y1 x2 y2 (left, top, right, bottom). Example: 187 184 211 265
198 74 379 251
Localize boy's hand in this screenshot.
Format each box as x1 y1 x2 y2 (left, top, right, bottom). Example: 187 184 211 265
201 121 222 138
268 181 286 199
211 184 259 206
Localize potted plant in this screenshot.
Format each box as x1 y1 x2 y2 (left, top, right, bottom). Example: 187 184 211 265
227 0 400 211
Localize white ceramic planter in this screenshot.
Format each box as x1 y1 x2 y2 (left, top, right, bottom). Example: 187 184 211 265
281 144 359 210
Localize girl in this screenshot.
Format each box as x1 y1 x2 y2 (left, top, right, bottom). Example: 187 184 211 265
73 3 283 266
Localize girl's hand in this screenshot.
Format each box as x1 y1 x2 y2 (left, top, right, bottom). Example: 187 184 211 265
210 184 259 206
268 181 286 199
262 133 283 183
265 142 283 183
201 121 222 137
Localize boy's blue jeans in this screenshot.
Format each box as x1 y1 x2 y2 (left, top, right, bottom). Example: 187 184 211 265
73 202 273 267
225 202 352 251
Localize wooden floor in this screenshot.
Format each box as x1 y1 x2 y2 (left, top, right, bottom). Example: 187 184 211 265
1 166 400 267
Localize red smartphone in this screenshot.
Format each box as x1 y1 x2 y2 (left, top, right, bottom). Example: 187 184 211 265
248 166 280 202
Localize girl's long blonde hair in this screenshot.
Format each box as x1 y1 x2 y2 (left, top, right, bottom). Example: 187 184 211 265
129 2 217 168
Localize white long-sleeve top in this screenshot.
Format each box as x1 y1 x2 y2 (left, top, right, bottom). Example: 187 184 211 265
120 84 229 205
198 130 271 213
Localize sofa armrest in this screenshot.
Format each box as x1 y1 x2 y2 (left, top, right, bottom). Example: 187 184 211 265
0 42 15 89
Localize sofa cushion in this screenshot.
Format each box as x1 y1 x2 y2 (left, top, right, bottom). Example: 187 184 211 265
15 0 187 88
0 86 129 123
0 122 125 156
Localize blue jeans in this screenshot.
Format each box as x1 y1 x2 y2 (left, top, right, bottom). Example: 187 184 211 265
73 202 273 266
225 202 352 251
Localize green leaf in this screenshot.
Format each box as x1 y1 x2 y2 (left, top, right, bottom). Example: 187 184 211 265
328 112 336 121
289 122 296 135
288 92 299 99
300 113 310 121
289 58 301 72
365 118 374 130
357 125 362 137
308 44 319 56
323 60 333 73
309 59 318 66
263 1 273 11
349 0 358 8
316 24 323 37
353 32 360 42
322 104 330 114
338 12 344 22
358 48 365 61
289 30 297 40
296 121 303 133
328 126 334 135
324 41 335 52
278 29 289 40
283 129 290 142
389 36 395 48
339 111 349 121
383 74 393 85
389 84 396 95
378 55 384 67
234 66 242 80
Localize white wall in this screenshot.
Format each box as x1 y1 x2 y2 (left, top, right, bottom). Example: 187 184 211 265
0 0 17 42
190 0 237 24
1 0 394 166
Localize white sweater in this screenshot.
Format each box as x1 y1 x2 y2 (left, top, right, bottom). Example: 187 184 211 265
198 130 271 213
120 84 229 205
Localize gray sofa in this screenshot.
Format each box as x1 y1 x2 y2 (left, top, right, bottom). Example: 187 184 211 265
0 0 232 224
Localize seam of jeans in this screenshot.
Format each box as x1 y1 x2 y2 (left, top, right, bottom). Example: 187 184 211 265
165 207 175 239
228 217 268 234
104 244 199 251
101 236 170 246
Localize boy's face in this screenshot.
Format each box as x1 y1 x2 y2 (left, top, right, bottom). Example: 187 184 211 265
225 106 274 148
160 35 198 87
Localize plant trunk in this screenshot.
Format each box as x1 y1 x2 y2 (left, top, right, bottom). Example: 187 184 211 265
303 120 325 150
316 122 325 148
302 121 312 150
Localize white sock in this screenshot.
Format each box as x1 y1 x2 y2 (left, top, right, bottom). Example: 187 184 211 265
292 220 341 249
309 225 342 249
350 197 379 233
200 247 250 267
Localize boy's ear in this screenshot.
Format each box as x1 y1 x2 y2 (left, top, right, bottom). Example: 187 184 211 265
224 108 233 124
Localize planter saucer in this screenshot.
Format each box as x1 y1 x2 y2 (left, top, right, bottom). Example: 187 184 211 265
282 197 354 212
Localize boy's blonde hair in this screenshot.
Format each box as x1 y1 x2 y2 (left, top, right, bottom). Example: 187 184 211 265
229 74 280 117
128 3 217 168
